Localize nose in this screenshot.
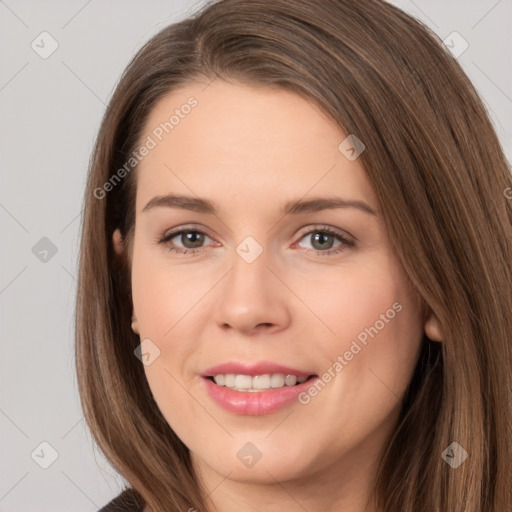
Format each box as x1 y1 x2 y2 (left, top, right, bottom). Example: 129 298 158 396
214 247 291 336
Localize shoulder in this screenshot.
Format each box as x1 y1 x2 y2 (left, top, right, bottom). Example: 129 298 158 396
98 488 145 512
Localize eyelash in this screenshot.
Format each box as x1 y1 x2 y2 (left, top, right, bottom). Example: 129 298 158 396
158 225 355 256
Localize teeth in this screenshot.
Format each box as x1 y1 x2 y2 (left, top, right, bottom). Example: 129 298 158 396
212 373 309 391
224 374 235 387
285 375 297 386
235 374 252 389
270 374 285 388
253 374 270 389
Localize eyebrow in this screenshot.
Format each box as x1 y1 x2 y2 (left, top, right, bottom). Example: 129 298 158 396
142 194 376 216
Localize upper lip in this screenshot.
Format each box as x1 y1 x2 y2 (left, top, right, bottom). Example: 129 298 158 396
201 361 315 378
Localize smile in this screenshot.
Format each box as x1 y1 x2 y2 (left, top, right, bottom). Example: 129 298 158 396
200 362 318 415
209 373 310 391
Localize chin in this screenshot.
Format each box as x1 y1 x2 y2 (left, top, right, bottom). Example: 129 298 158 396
193 439 318 484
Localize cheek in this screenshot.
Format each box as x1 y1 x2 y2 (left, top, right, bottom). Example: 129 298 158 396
297 256 424 416
131 248 208 438
286 256 416 354
295 282 423 461
130 246 216 415
130 244 213 339
345 298 423 394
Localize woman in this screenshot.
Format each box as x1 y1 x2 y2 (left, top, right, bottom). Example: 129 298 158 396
75 1 512 511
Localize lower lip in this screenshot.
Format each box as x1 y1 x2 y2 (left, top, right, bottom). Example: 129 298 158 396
202 376 318 415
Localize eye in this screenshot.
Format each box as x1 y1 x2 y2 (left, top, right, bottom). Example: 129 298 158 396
158 227 215 255
294 225 355 255
158 224 355 256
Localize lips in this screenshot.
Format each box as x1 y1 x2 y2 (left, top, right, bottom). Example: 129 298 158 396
200 361 318 415
201 361 313 378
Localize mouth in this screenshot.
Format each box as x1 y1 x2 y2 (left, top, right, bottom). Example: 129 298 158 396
200 362 319 415
205 373 316 392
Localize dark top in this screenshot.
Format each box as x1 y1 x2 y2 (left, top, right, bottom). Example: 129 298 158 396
98 489 145 512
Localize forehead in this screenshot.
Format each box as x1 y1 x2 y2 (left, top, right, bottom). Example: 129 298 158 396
134 80 377 214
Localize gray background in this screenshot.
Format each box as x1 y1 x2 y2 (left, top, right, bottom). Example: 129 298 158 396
1 1 510 511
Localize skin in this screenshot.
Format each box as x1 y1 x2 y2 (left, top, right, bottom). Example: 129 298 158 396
113 80 442 512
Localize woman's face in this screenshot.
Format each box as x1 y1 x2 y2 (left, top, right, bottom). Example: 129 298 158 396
115 80 431 493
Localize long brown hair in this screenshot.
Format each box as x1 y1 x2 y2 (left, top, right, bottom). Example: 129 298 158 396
75 1 512 510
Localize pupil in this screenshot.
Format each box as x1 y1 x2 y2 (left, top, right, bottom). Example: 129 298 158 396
184 231 204 248
312 232 332 250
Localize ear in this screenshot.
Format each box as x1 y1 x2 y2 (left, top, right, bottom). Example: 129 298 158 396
113 229 139 334
424 309 443 342
131 311 140 335
112 228 125 256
